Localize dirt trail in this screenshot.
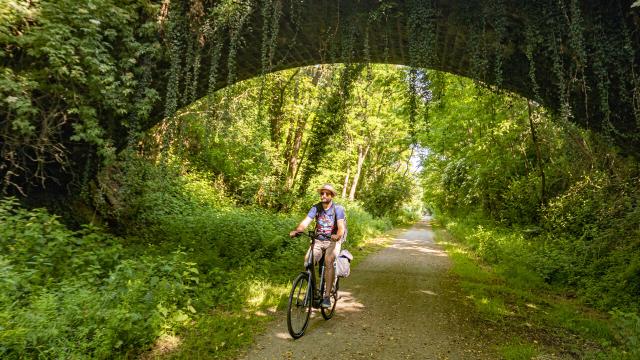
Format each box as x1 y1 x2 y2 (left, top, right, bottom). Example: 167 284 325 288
239 217 501 359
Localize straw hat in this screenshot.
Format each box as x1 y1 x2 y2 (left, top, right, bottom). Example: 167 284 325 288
317 184 337 197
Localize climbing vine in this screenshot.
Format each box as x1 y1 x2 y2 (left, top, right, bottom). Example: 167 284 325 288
524 21 543 103
206 23 224 93
163 11 186 120
544 1 572 121
260 0 282 75
614 1 640 136
297 64 364 194
592 19 613 136
468 13 489 84
406 0 438 68
486 0 507 87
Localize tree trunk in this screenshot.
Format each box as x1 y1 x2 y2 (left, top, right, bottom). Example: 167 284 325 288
290 138 310 191
281 69 324 191
342 164 350 198
269 69 300 149
403 144 415 177
284 115 307 191
349 144 369 200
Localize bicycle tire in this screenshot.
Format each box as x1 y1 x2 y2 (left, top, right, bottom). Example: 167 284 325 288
287 272 312 339
320 277 339 320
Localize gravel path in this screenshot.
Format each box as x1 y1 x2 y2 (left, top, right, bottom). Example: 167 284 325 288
239 217 501 359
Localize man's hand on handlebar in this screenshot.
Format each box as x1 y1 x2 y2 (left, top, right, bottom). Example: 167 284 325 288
289 230 302 238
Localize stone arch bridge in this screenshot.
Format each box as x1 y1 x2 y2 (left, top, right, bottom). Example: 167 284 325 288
3 0 640 196
153 0 640 152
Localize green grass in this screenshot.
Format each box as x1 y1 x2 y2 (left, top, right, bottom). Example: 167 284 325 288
498 340 539 360
547 303 614 342
164 284 288 359
433 221 620 358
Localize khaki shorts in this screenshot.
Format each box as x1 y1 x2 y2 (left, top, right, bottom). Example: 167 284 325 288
305 240 341 266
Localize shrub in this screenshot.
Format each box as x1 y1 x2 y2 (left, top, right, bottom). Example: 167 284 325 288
0 198 202 358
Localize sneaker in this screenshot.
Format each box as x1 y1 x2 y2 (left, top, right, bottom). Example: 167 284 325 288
321 297 331 308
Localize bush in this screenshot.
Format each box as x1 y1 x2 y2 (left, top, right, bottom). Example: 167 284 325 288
0 197 205 359
342 201 393 246
361 173 416 220
0 197 122 288
499 174 542 224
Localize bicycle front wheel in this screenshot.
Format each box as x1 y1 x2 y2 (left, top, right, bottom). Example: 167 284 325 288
287 272 312 339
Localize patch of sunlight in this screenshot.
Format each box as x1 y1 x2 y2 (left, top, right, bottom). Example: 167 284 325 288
142 334 182 359
476 297 515 318
390 244 448 256
336 291 365 313
418 290 438 296
452 247 469 255
244 280 288 309
363 234 396 247
275 332 292 340
526 303 538 309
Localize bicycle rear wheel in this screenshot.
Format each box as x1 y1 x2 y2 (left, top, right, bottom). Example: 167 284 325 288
287 272 312 338
320 277 339 320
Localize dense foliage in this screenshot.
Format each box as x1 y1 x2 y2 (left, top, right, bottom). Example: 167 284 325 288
0 62 420 358
0 158 392 358
420 72 640 314
139 64 423 219
0 0 162 193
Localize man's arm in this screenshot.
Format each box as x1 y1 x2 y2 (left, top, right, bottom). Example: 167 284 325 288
331 219 345 241
290 216 313 237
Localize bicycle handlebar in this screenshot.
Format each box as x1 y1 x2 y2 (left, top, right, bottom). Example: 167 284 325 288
292 231 330 241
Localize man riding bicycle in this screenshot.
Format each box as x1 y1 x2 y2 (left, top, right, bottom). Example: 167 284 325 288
289 184 346 309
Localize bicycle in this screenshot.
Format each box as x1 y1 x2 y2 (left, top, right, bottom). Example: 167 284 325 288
286 231 340 339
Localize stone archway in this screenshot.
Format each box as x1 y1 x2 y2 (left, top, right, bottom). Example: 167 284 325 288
3 0 640 196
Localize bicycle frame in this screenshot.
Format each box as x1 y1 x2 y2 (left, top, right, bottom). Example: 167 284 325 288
302 231 327 308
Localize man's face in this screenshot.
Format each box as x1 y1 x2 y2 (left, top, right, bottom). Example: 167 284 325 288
320 190 333 204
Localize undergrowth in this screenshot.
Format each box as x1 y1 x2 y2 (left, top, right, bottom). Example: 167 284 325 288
0 156 396 359
433 215 640 359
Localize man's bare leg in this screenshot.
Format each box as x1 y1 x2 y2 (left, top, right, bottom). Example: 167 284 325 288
324 254 335 298
323 241 341 298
